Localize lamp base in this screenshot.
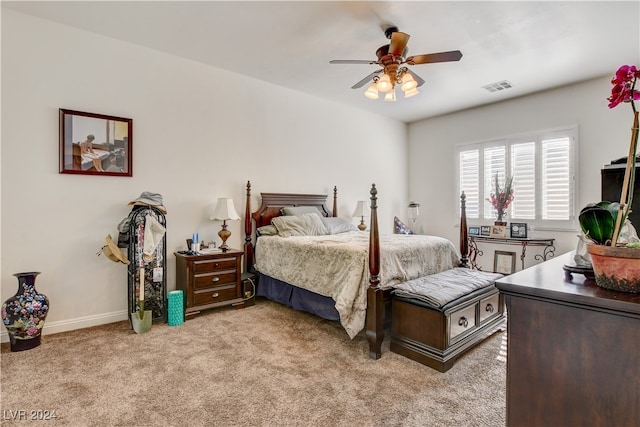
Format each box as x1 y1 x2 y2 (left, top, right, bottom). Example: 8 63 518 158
218 222 231 252
358 218 367 231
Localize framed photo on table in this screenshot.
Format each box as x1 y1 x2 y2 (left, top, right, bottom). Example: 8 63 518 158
490 225 507 238
480 225 491 236
494 251 516 275
469 226 480 236
59 109 133 177
510 222 528 238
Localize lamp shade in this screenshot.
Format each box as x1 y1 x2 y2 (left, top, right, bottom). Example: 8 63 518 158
210 198 240 221
352 201 368 217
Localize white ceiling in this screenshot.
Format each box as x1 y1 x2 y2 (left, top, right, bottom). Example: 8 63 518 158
4 1 640 123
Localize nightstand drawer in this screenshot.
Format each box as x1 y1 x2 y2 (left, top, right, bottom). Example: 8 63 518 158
193 285 237 305
194 271 237 290
193 258 237 273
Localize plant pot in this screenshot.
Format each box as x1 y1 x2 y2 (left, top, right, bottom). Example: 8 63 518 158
586 244 640 293
130 310 152 334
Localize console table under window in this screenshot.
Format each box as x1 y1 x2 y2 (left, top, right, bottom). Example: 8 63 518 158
468 236 555 271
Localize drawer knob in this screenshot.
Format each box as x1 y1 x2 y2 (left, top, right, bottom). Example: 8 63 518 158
458 317 468 328
214 263 219 267
211 277 220 282
485 303 494 313
212 292 219 298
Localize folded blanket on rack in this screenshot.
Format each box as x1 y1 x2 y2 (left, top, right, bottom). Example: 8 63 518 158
392 267 503 308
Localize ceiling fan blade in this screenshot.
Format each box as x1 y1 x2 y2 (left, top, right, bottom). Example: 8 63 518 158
388 32 410 56
406 69 425 87
406 50 463 65
351 70 383 89
330 59 377 65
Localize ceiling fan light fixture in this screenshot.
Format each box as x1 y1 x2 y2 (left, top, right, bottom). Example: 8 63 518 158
401 74 418 92
403 87 420 98
364 83 379 99
384 88 397 102
376 74 393 92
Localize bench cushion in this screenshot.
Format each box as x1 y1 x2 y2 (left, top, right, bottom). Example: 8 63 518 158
391 267 503 309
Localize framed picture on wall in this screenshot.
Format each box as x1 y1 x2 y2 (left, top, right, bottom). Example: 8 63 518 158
59 109 133 176
480 226 491 236
494 251 516 275
510 222 528 238
469 226 480 236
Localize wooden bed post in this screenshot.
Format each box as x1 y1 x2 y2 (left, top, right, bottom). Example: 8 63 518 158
366 184 384 359
332 186 338 217
244 181 254 272
459 192 469 268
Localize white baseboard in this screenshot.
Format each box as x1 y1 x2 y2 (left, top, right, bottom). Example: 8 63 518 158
1 310 129 343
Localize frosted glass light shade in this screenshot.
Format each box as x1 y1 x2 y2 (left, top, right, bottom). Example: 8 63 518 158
376 74 393 93
404 87 420 98
384 89 397 102
401 73 418 91
364 83 379 99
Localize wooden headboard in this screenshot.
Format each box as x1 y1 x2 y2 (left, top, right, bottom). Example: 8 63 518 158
243 181 338 270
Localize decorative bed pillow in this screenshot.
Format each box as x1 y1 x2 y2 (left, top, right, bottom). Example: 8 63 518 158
281 206 323 216
321 217 358 234
257 225 278 236
271 213 329 237
394 216 414 235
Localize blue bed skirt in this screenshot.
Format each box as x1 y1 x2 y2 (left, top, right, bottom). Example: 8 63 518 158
256 273 340 321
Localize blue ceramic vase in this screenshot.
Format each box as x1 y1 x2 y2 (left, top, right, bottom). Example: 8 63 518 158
2 272 49 351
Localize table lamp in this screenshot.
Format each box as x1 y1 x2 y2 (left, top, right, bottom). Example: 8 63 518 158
210 198 240 251
352 200 368 231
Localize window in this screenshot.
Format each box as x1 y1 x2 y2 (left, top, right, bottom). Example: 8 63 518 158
457 126 577 230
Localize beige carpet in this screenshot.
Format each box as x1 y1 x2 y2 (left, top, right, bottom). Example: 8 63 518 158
1 299 506 426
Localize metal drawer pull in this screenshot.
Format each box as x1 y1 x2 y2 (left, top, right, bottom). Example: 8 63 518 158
211 277 220 282
212 292 219 298
485 303 494 313
458 317 468 328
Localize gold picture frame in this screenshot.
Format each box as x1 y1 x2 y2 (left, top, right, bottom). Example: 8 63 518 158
490 225 507 238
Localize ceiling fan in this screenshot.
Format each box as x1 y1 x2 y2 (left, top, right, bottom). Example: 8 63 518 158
329 26 462 100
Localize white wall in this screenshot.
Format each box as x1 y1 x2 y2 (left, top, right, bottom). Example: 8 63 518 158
408 76 637 271
1 10 407 340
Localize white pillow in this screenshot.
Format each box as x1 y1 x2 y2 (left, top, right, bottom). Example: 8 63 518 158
321 217 358 234
271 213 328 237
281 206 323 216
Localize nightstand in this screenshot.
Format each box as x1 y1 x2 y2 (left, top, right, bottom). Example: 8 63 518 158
174 249 246 316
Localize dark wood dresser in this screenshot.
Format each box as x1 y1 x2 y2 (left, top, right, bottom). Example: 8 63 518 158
174 249 246 316
495 251 640 427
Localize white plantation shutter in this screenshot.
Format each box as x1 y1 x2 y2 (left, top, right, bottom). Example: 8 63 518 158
459 149 480 218
511 142 536 219
541 135 573 221
456 127 576 230
483 146 506 218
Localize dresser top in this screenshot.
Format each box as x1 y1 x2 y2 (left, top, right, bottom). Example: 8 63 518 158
496 251 640 316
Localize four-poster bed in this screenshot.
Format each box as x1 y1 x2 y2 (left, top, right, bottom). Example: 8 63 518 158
243 181 471 359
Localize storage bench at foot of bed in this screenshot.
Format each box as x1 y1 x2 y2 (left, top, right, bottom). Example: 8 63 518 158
390 283 505 372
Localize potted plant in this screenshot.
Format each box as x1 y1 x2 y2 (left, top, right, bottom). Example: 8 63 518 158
578 64 640 293
487 172 514 226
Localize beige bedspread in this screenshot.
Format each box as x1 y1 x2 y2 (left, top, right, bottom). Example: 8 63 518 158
254 231 460 338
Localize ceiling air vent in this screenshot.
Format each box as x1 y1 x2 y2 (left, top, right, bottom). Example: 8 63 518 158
482 80 513 93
